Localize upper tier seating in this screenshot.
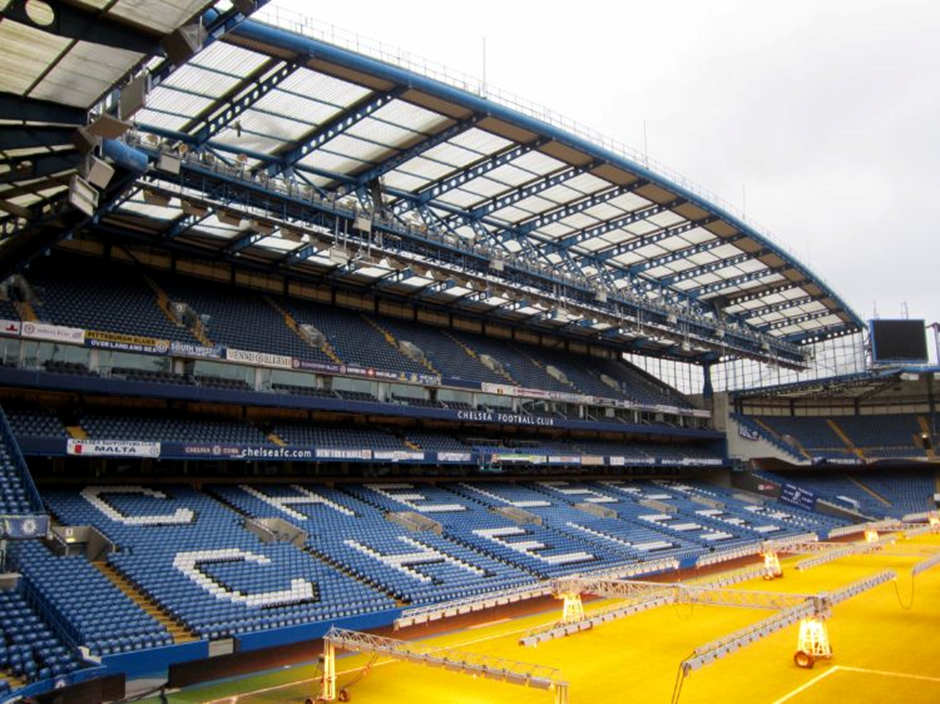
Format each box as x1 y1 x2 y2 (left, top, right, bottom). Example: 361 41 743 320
25 258 198 344
373 318 504 384
755 417 856 460
278 298 427 375
590 357 692 408
835 415 925 458
9 254 694 408
449 332 573 393
152 273 334 365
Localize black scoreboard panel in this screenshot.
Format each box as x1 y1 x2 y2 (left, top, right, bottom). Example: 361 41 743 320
870 319 928 363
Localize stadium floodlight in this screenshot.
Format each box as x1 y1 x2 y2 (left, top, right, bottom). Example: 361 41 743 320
86 114 132 139
280 227 303 243
217 211 243 227
84 156 114 189
250 220 275 236
181 200 209 218
67 175 98 217
142 189 170 208
157 152 182 174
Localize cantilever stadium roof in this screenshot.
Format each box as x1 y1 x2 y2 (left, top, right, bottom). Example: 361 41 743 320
0 3 863 368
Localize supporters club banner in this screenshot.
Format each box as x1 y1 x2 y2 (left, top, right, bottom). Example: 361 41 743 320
436 452 473 463
21 321 85 344
226 348 293 369
373 450 425 462
67 439 161 457
85 330 170 354
169 341 224 359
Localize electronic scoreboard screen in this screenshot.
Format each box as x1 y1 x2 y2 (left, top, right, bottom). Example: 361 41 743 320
870 319 928 364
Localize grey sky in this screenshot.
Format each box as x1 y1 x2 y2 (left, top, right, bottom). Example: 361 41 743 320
275 0 939 329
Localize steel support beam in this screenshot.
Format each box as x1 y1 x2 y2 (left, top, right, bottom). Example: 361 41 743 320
737 295 824 320
0 151 80 185
394 138 549 216
0 126 76 151
266 87 405 176
510 179 651 239
656 249 771 287
353 114 484 188
462 164 591 223
549 198 685 250
756 309 837 332
188 59 301 147
0 94 87 125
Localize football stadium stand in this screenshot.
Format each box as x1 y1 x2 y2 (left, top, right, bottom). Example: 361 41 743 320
0 2 935 701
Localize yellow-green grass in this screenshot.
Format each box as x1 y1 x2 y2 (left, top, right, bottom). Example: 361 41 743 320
146 533 940 704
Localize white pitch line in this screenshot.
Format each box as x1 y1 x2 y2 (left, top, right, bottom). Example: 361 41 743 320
771 666 840 704
836 666 940 683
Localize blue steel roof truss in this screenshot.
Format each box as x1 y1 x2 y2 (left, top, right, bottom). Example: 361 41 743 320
6 6 864 366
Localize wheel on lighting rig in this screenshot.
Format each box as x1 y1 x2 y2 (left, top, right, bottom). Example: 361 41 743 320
338 688 351 702
793 650 815 669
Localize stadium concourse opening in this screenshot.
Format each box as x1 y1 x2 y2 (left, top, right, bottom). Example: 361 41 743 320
0 1 937 703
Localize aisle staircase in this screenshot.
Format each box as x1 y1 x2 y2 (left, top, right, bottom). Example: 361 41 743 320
443 331 516 384
142 274 191 336
827 419 865 460
94 563 198 644
847 474 892 507
363 316 440 375
265 297 344 364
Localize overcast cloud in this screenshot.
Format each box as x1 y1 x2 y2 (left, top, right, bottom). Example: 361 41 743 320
274 0 939 329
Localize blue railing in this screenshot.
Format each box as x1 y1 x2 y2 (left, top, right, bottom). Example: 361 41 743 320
0 402 45 514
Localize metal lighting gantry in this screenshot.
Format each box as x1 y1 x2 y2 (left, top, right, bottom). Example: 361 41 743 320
394 556 680 630
522 568 897 673
313 627 569 703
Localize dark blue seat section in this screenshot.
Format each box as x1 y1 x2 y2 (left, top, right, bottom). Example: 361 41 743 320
9 541 172 656
0 422 39 516
80 413 270 445
0 298 18 320
0 588 84 686
272 423 405 450
16 255 694 406
277 297 427 375
4 409 70 439
852 469 934 516
449 331 572 393
755 469 936 520
754 417 855 460
590 357 693 408
25 257 199 344
40 486 396 639
374 317 505 384
151 273 334 365
835 415 926 459
405 431 469 452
